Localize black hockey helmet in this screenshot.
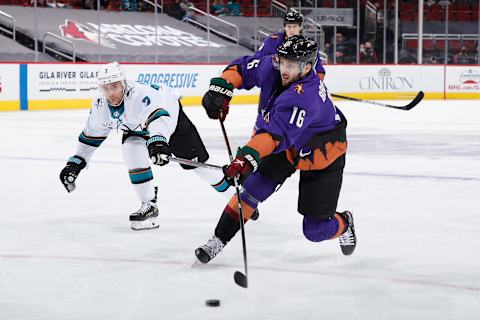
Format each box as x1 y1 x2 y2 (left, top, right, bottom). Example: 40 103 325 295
277 35 318 66
284 10 303 26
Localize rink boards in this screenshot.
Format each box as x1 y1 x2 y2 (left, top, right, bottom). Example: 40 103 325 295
0 63 478 111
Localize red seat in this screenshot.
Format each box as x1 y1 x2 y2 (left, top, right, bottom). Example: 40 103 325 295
463 40 477 51
337 0 349 8
453 3 469 13
456 13 471 21
450 40 462 52
406 39 418 49
402 2 415 12
430 3 442 12
401 11 415 21
435 39 446 50
322 0 333 7
423 39 434 51
426 11 443 21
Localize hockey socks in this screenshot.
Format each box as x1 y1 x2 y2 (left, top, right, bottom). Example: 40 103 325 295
128 167 156 202
214 196 256 244
302 213 347 242
193 166 231 193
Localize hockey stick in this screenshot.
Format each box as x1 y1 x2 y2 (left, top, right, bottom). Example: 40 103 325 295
218 117 249 289
150 155 224 171
167 156 224 171
331 91 424 111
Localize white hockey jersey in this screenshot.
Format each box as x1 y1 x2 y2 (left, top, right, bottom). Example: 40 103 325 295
75 81 181 162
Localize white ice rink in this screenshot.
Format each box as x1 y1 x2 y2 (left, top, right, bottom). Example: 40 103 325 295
0 99 479 319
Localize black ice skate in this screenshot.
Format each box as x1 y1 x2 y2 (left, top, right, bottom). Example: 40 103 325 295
338 211 357 255
195 235 225 264
129 201 159 230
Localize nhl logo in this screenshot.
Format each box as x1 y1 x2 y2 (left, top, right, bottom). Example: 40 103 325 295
113 111 120 118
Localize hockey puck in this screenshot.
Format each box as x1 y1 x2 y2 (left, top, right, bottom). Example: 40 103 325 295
205 299 220 307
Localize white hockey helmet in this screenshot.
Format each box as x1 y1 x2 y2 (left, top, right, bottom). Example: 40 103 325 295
97 62 126 86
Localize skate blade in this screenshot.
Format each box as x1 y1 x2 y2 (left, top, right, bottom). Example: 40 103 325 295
130 217 159 231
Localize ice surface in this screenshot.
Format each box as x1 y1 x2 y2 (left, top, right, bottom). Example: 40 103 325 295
0 99 479 320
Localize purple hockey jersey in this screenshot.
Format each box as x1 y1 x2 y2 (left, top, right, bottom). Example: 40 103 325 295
254 31 326 75
230 54 342 154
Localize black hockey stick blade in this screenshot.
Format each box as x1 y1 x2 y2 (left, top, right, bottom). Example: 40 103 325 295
331 91 424 111
400 91 424 110
234 271 248 288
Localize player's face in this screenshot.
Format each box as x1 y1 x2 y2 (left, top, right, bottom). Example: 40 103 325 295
284 23 301 37
100 81 124 105
279 57 304 86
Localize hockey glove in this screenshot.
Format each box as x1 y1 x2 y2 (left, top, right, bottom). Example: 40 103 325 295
202 77 234 121
60 155 86 193
147 136 171 166
223 146 259 185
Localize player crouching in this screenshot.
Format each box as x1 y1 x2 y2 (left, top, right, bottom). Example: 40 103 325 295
60 62 230 230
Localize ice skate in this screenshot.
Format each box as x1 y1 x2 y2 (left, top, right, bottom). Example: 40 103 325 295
129 201 159 230
195 235 225 264
338 211 356 255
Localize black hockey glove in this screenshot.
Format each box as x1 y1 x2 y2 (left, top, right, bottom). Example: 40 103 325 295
147 136 171 166
202 77 234 122
223 146 259 185
60 155 86 193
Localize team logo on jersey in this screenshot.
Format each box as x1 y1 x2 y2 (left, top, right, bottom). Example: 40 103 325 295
103 119 122 130
270 34 279 40
294 84 304 95
261 109 270 123
125 84 134 100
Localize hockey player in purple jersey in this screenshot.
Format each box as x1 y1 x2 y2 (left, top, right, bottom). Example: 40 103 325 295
195 35 356 263
254 10 326 80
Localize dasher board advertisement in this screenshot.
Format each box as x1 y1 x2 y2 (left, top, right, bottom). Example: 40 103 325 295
0 64 20 111
27 63 260 110
324 65 444 99
445 66 480 99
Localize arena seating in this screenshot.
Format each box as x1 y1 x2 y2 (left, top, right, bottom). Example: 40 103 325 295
0 5 253 62
403 32 478 63
0 33 56 61
401 1 480 22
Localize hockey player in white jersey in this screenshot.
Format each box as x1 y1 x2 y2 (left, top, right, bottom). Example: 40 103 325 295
59 62 231 230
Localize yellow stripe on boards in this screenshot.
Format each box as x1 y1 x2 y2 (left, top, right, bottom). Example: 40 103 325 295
0 101 20 111
445 92 480 99
3 91 477 112
28 99 92 110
